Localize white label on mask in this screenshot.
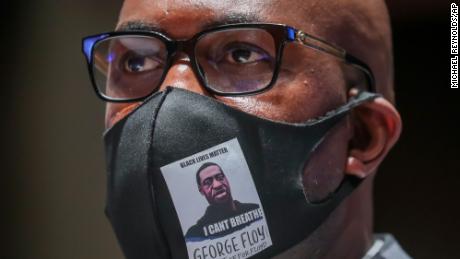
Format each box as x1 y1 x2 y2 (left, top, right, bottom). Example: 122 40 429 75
161 138 273 259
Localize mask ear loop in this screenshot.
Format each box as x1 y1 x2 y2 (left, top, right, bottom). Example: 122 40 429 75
303 91 382 127
299 91 381 204
146 87 174 259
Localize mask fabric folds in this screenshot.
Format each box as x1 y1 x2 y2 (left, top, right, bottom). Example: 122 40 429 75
104 87 380 259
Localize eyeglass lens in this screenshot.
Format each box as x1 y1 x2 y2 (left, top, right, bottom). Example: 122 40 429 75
92 28 276 100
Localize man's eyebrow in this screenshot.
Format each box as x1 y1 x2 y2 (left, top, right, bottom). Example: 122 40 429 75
116 21 166 34
205 12 263 28
116 13 262 34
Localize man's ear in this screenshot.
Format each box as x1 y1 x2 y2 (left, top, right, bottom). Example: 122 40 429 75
198 186 204 196
345 95 402 178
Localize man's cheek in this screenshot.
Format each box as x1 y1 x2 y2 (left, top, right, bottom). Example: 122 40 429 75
205 188 213 198
105 102 142 128
302 120 351 202
220 78 344 125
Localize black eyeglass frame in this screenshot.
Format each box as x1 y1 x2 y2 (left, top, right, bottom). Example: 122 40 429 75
82 23 376 102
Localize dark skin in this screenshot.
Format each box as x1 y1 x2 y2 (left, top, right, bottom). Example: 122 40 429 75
197 165 234 208
106 0 402 258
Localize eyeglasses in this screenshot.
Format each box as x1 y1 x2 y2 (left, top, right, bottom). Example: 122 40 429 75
82 23 375 102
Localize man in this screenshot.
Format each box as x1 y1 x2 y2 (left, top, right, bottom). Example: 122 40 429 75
185 162 260 240
82 0 410 258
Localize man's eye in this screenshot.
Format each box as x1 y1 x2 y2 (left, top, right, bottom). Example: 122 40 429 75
203 179 212 187
215 174 224 181
123 54 161 73
223 44 270 65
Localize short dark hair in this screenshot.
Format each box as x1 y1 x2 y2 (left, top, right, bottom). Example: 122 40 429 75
196 162 223 187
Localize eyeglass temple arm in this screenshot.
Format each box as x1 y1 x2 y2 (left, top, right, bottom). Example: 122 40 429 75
293 29 376 92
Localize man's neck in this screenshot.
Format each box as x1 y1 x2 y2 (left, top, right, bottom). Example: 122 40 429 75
272 178 374 259
317 178 374 259
210 199 236 212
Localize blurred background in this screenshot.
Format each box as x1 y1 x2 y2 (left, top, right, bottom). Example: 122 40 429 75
1 0 458 258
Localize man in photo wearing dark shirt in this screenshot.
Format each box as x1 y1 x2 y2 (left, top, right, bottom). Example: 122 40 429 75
185 162 260 240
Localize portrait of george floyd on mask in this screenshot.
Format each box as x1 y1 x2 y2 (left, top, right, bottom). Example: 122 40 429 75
1 0 459 259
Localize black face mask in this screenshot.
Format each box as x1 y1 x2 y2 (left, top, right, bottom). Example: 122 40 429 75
104 87 380 259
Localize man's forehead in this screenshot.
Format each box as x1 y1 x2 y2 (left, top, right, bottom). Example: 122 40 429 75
117 0 393 101
199 165 223 179
117 0 351 39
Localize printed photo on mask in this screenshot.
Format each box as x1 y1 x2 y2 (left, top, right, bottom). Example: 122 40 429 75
161 138 273 259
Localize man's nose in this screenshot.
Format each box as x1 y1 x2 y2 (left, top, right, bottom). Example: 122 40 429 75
157 53 211 96
212 178 223 189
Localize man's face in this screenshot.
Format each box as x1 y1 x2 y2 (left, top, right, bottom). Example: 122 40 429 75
108 0 364 201
198 165 232 205
104 1 397 257
107 0 355 127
